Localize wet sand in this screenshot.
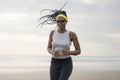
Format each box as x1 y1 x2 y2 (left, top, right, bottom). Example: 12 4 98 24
0 69 120 80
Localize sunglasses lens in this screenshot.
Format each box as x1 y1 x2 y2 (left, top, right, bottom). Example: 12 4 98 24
57 20 66 23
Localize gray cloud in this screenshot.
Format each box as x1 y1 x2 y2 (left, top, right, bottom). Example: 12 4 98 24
0 0 120 56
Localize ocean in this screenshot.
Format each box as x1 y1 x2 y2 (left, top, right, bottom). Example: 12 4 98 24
0 55 120 73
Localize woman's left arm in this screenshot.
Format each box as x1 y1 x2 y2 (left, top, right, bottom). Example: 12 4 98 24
62 32 81 55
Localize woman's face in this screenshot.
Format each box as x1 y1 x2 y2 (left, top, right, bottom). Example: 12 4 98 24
56 17 67 30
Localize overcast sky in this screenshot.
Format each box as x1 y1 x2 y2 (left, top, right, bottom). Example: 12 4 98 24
0 0 120 56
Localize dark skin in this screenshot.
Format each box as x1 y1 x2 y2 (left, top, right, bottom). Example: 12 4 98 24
47 17 81 57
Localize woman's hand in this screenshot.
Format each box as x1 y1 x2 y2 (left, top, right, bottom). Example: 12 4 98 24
54 50 59 57
62 48 69 56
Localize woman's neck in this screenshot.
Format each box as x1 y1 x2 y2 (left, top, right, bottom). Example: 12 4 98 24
57 28 66 33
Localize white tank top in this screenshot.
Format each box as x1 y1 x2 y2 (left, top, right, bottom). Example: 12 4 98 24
52 30 71 59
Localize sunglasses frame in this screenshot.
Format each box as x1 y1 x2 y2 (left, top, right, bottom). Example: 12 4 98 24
56 20 66 23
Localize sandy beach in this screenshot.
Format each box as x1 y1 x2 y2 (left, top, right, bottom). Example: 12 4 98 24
0 68 120 80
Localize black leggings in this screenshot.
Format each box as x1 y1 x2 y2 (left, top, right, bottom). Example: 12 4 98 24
50 57 73 80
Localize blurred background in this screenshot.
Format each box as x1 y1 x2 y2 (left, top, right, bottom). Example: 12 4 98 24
0 0 120 72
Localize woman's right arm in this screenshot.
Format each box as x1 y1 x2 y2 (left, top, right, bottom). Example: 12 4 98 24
47 30 54 55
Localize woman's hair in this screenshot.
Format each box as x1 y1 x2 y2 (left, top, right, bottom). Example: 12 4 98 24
37 2 67 27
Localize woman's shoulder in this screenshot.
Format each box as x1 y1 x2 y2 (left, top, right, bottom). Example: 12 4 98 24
68 30 77 41
50 30 55 34
50 30 55 33
69 30 76 36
